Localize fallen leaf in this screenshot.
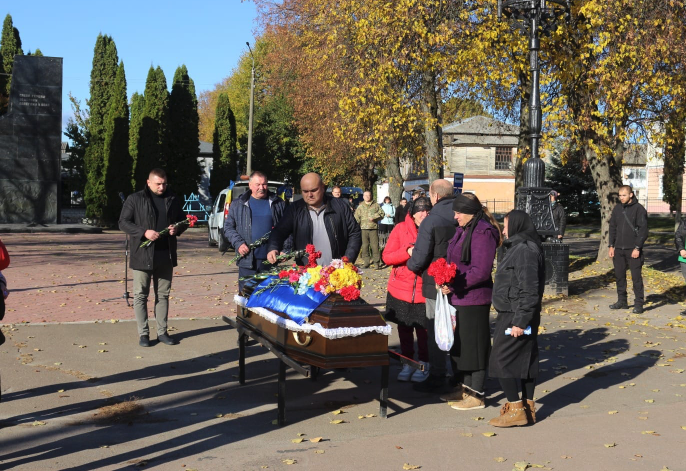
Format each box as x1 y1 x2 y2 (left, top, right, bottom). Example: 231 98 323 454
641 431 656 435
331 410 344 415
604 443 617 448
402 464 421 470
460 432 473 437
472 416 484 421
100 445 109 448
314 450 325 454
291 438 304 443
561 455 572 459
282 459 297 465
514 462 529 470
31 421 47 426
57 389 65 393
330 419 345 424
482 432 496 437
310 437 323 443
97 350 108 353
494 457 506 462
645 399 655 403
365 413 376 418
297 433 305 437
608 410 619 415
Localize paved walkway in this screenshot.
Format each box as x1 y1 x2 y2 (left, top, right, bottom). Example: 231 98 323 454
1 231 686 470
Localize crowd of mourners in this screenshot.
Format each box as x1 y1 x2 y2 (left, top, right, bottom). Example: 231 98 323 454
0 167 672 428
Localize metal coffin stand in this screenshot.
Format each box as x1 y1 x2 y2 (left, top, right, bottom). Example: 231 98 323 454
224 283 390 425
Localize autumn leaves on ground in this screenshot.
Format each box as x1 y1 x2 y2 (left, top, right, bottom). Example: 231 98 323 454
1 229 686 470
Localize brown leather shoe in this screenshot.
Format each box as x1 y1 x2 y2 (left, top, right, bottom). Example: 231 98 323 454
440 384 464 403
488 401 528 427
525 399 536 424
450 389 485 410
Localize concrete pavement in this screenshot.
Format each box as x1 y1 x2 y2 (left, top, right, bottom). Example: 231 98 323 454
1 230 686 470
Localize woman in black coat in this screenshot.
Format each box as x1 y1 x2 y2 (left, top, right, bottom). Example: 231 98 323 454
488 210 544 427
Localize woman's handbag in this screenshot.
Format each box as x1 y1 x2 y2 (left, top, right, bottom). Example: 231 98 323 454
0 239 9 271
434 291 456 351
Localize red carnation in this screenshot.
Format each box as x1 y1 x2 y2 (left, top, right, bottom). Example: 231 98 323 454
339 285 360 302
278 270 289 279
427 258 457 286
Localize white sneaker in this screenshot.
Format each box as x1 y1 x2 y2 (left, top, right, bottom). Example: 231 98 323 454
397 364 414 382
411 362 430 383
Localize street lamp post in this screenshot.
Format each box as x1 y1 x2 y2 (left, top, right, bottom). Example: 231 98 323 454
246 41 256 176
497 0 570 235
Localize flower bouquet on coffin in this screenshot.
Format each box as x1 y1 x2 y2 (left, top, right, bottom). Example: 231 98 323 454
245 245 364 324
140 215 198 248
427 258 458 351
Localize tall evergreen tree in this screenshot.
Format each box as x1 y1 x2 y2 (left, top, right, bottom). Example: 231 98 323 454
102 61 131 224
168 64 201 198
129 92 145 192
84 35 119 219
135 66 170 188
210 93 237 197
0 14 24 112
545 147 599 218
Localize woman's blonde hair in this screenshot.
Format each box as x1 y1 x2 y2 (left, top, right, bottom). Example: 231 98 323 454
462 193 503 247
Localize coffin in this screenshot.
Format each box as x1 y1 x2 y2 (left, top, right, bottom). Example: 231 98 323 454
237 279 390 368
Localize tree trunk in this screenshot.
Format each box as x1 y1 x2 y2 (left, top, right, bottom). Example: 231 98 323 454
358 162 377 192
385 152 405 206
585 145 624 264
421 70 442 183
515 70 531 193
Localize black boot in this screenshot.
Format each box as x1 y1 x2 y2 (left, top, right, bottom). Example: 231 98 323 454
633 305 644 314
139 335 150 347
609 300 629 310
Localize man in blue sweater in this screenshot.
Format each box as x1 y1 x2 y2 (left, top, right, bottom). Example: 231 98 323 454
224 171 288 292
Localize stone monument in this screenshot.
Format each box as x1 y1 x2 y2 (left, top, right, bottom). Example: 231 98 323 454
0 55 63 224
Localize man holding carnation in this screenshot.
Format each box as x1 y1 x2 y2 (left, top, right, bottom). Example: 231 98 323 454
407 179 457 393
267 173 361 267
224 171 288 292
119 168 187 348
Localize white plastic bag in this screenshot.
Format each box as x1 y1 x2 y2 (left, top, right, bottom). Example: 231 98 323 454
434 291 456 351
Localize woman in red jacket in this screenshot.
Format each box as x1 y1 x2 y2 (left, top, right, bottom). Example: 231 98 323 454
383 197 432 382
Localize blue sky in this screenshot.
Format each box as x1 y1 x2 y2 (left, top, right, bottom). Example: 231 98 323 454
5 0 259 135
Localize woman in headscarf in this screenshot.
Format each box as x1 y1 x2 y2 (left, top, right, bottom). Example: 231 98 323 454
439 193 501 410
488 210 544 427
383 196 433 382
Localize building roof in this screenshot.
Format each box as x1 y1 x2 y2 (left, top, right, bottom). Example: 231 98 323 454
199 141 213 156
623 144 648 166
442 116 519 146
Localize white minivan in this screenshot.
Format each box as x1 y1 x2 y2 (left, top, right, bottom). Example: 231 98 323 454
207 180 287 251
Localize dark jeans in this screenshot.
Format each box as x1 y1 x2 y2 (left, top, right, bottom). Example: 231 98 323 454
613 248 644 306
360 229 380 266
398 324 429 362
238 258 272 293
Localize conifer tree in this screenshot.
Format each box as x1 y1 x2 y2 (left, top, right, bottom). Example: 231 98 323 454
102 61 131 223
135 66 170 188
169 64 201 198
210 93 237 197
129 92 145 192
84 35 119 219
0 14 23 111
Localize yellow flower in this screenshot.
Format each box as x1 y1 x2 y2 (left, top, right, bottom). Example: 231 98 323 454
306 267 322 286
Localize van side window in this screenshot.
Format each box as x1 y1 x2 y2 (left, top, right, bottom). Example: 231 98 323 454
216 194 226 213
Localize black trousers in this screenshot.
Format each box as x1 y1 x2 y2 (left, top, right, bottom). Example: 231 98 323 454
613 248 644 306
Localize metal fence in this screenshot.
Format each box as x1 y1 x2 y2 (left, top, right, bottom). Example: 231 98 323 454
640 198 686 214
482 200 516 215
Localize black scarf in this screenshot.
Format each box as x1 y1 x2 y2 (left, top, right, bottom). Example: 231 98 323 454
504 210 541 249
453 195 485 264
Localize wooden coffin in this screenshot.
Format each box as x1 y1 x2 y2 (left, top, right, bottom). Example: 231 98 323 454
238 279 389 368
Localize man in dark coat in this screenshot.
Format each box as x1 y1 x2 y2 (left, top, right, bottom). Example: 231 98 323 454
608 185 648 313
119 168 187 347
407 179 457 393
267 173 361 266
550 191 566 240
224 171 288 292
394 198 408 224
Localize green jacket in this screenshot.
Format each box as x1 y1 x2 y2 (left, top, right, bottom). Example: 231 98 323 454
354 201 385 230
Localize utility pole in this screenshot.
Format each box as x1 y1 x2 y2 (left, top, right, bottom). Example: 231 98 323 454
246 41 255 176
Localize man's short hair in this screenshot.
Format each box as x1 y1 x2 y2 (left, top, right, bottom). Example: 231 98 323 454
249 171 267 182
619 185 633 194
412 189 423 197
333 186 341 191
400 198 407 203
430 179 453 199
149 168 167 180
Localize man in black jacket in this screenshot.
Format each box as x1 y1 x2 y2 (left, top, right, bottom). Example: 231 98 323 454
550 191 566 241
266 173 361 266
674 218 686 283
608 185 648 313
119 168 187 347
407 179 457 393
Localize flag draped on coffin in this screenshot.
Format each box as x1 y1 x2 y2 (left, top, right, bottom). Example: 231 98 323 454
245 276 329 325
